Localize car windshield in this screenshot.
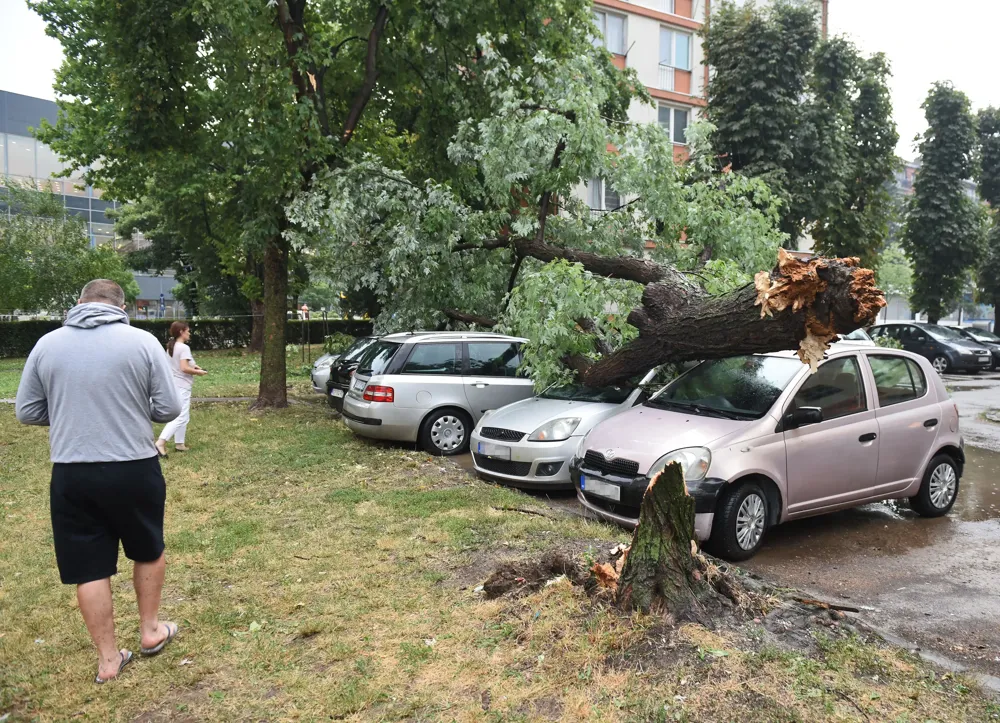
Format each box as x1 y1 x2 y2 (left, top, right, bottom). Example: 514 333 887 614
341 336 378 362
923 325 964 341
841 328 872 342
541 384 633 404
966 329 1000 342
647 355 802 419
356 340 401 375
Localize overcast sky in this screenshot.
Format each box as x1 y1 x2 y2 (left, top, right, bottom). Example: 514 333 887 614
3 0 999 161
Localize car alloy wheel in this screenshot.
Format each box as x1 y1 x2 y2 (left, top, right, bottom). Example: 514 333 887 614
928 462 957 509
430 415 466 452
931 356 949 374
735 492 766 551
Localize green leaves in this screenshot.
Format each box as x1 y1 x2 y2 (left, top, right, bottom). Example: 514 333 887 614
0 183 139 312
903 83 988 321
705 1 898 263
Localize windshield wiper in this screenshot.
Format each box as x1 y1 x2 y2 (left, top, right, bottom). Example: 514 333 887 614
647 399 747 419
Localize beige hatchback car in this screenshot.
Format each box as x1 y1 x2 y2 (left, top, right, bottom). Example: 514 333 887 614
572 345 964 560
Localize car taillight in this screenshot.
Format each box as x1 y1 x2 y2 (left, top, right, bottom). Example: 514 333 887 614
363 385 394 403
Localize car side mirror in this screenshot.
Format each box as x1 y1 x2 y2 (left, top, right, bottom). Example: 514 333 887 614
783 406 823 430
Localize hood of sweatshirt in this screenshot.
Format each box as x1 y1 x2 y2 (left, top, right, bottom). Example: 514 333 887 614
63 303 131 329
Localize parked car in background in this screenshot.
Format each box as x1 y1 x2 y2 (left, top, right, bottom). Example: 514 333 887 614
311 353 342 393
571 346 963 560
948 326 1000 370
470 368 663 490
837 328 875 346
341 332 535 455
325 336 379 411
868 323 991 374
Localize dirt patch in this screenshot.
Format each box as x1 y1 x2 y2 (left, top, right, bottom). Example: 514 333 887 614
131 680 212 722
482 550 586 599
762 601 877 655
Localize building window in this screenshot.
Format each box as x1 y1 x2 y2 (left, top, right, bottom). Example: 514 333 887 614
6 134 36 178
593 11 626 55
588 177 620 211
659 27 691 71
658 105 690 145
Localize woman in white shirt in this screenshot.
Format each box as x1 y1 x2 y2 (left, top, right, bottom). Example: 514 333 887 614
155 322 207 457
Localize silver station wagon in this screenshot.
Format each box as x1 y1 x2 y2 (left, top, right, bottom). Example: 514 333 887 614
341 332 536 455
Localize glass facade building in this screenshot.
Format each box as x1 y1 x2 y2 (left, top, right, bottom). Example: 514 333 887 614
0 90 119 247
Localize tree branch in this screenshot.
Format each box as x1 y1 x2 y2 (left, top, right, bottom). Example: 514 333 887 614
452 238 511 253
442 309 497 327
341 5 389 147
576 317 614 356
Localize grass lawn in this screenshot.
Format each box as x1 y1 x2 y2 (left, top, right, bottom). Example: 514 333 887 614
2 401 998 721
0 346 326 400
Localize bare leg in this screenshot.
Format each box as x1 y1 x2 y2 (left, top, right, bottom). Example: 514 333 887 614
77 579 129 680
134 552 169 648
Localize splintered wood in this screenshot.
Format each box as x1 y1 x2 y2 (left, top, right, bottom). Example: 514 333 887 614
755 249 885 372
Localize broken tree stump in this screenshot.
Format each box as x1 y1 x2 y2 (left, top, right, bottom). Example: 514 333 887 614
616 462 707 615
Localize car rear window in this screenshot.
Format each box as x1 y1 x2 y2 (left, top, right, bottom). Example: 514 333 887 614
401 343 461 375
356 340 401 376
868 355 927 406
342 337 377 362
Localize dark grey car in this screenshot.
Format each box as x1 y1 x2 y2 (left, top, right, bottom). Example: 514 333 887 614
869 323 992 374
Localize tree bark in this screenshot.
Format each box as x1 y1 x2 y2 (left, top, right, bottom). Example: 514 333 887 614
616 463 704 614
252 235 289 409
573 250 886 388
249 298 265 353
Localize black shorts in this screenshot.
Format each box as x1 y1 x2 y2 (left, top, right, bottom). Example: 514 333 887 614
50 456 166 585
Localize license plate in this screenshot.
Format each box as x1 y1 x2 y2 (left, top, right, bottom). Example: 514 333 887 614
330 389 344 398
477 441 511 460
353 379 366 391
580 474 620 502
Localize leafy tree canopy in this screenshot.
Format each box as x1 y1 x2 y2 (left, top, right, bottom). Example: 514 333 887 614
903 82 987 323
0 183 139 313
976 107 1000 311
704 0 898 267
289 39 787 387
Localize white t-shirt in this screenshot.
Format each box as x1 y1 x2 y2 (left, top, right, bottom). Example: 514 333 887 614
168 341 195 390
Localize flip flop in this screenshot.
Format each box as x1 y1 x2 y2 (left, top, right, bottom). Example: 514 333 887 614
95 650 133 684
140 622 179 656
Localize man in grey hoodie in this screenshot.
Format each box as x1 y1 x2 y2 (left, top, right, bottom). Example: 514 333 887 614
16 279 183 683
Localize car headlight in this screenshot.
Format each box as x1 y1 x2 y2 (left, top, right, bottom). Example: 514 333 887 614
528 417 582 442
646 447 712 482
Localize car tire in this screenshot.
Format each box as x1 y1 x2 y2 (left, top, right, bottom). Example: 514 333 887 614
706 481 769 562
420 408 472 456
930 355 950 374
910 454 960 517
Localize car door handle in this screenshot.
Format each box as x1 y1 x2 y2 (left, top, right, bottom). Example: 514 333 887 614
924 418 938 427
474 382 489 388
858 433 877 443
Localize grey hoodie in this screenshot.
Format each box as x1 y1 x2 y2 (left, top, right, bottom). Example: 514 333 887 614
15 303 181 463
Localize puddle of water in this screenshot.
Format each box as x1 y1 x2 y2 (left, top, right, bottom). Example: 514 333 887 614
955 446 1000 522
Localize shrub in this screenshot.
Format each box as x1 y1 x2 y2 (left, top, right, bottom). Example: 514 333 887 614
0 318 373 358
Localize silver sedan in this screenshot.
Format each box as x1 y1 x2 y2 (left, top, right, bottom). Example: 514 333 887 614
469 369 658 490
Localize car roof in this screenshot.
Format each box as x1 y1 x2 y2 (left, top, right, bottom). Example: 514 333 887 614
380 331 528 344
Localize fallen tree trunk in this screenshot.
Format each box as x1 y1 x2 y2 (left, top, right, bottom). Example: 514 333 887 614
576 249 885 387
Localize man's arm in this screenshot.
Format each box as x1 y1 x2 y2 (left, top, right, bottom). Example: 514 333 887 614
147 341 181 423
15 347 50 426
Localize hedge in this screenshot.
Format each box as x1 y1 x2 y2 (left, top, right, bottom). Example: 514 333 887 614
0 318 373 358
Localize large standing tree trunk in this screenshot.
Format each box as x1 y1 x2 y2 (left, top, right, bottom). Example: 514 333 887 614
616 463 705 615
249 298 265 353
252 235 289 409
